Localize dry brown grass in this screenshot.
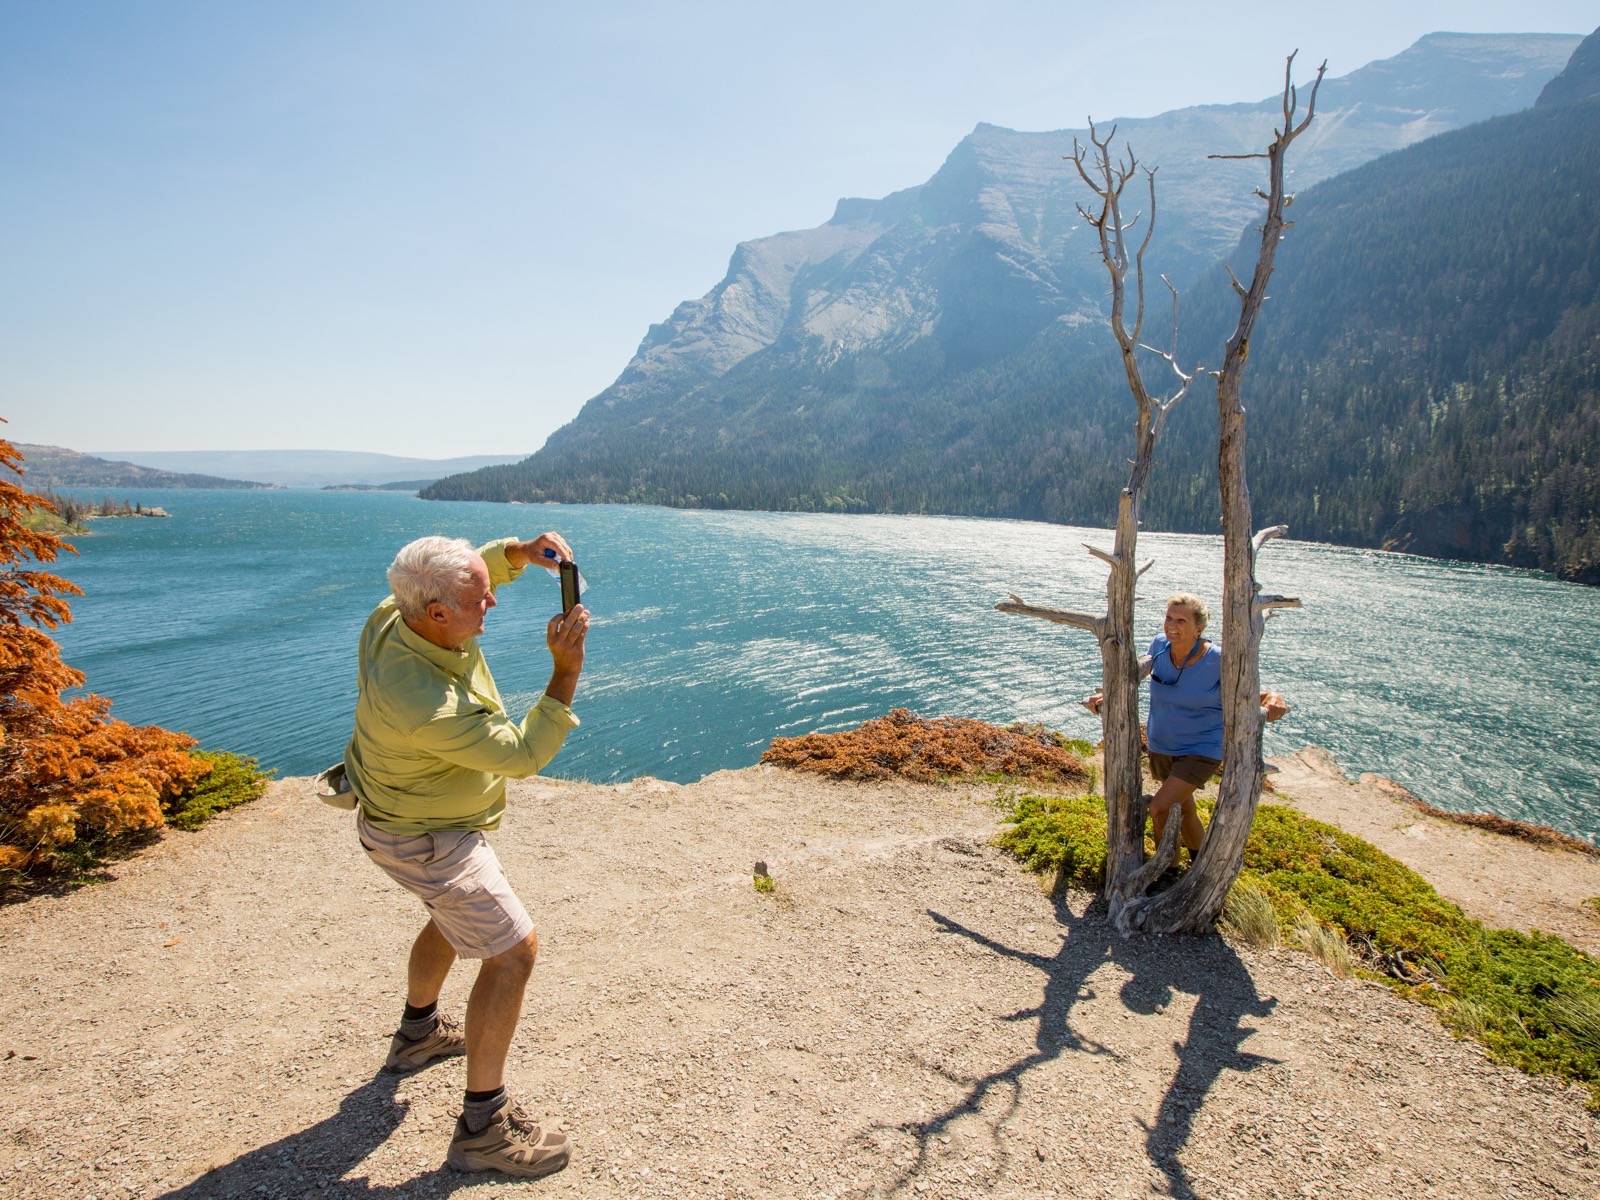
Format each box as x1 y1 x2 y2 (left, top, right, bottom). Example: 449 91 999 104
1294 911 1353 978
1363 773 1600 858
761 708 1090 787
1221 880 1281 949
1412 805 1600 858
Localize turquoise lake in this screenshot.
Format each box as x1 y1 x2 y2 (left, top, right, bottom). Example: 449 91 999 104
46 488 1600 842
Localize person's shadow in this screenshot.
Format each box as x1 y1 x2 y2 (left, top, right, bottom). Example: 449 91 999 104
153 1069 466 1199
875 892 1278 1199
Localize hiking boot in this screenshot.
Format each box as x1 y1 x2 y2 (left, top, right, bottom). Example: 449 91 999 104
384 1012 466 1073
447 1100 571 1179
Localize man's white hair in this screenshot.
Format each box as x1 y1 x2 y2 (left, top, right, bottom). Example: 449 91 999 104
388 536 480 621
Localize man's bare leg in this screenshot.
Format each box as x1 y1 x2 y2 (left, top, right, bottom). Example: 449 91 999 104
450 928 569 1180
385 918 468 1073
465 929 539 1093
407 918 456 1008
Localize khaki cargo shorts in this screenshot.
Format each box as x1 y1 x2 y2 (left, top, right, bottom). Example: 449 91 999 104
357 814 534 960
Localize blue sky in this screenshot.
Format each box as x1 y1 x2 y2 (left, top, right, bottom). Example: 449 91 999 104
2 2 1594 459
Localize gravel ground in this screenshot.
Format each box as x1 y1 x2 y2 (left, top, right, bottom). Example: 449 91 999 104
2 763 1596 1199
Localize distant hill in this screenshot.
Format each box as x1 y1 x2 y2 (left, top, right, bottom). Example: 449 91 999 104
15 445 267 489
94 449 524 488
320 479 438 492
420 32 1581 524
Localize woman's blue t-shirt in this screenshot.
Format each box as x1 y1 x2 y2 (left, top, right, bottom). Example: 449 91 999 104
1146 634 1223 760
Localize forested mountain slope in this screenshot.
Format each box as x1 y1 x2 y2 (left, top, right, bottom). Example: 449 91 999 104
1142 33 1600 582
425 32 1598 582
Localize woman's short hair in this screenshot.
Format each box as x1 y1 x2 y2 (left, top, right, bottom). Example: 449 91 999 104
1166 592 1210 633
388 536 480 621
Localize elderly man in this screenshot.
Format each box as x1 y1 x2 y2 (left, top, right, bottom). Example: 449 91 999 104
345 532 588 1179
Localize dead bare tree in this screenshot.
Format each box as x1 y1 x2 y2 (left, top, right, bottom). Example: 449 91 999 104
996 117 1200 918
999 55 1323 934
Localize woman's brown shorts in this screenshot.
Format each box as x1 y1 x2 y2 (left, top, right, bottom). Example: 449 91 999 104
1148 753 1222 787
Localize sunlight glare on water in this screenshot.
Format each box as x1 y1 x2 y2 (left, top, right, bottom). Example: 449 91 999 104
48 489 1600 841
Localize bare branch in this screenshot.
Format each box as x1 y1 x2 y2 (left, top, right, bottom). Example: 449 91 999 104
1251 524 1290 556
1083 543 1119 570
1122 813 1183 897
1224 265 1248 299
1253 594 1302 618
1287 57 1328 138
1127 166 1158 343
1138 346 1197 383
1161 273 1180 360
1135 559 1156 579
1208 151 1271 161
995 596 1105 635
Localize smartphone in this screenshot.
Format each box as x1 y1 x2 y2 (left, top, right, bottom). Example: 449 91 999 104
559 560 581 613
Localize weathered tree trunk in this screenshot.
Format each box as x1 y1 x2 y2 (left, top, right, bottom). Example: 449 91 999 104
997 121 1197 912
1119 56 1322 935
1001 57 1321 935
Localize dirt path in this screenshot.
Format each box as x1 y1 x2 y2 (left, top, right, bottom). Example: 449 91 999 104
3 761 1597 1199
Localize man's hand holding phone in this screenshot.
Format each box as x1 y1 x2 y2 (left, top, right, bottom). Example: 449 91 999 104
506 532 573 569
544 595 587 706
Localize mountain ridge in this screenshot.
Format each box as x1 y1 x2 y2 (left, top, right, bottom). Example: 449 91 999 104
16 445 268 490
422 32 1594 580
510 30 1582 425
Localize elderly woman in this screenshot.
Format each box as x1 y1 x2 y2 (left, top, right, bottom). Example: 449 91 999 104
1086 593 1288 863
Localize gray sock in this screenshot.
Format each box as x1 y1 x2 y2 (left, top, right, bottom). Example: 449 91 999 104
463 1087 508 1134
399 1002 438 1041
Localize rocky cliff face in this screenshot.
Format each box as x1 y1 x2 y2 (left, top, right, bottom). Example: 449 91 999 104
587 33 1580 412
1537 26 1600 106
602 190 921 410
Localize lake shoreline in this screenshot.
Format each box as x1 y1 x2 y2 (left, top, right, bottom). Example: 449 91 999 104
45 488 1600 841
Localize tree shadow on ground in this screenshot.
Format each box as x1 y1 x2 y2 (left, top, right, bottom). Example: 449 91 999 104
871 894 1277 1198
154 1069 476 1199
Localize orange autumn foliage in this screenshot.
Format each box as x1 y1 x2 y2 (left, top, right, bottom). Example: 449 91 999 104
0 437 210 877
763 707 1090 787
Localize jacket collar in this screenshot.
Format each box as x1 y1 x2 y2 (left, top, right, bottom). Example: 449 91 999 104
392 610 475 676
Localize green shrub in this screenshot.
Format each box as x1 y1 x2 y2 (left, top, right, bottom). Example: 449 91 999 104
994 792 1108 891
1245 804 1600 1090
163 750 274 831
995 790 1600 1101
